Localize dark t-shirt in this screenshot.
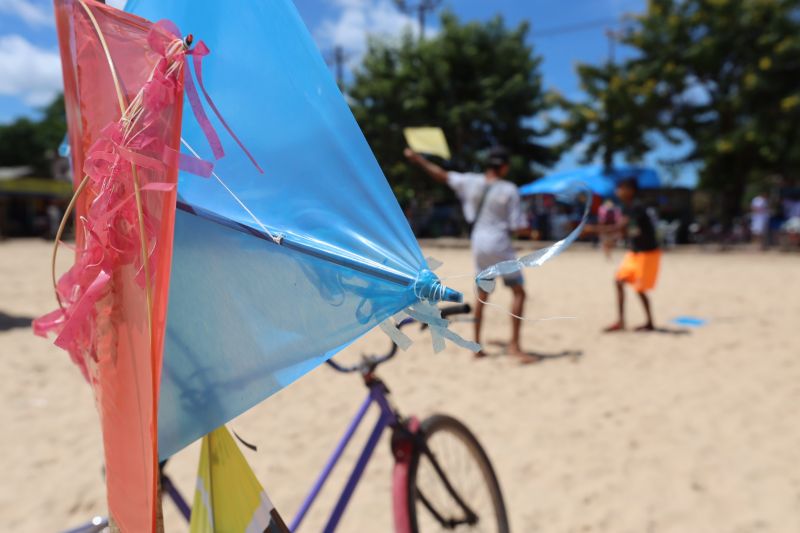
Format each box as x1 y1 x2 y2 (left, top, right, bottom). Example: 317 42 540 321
623 202 659 252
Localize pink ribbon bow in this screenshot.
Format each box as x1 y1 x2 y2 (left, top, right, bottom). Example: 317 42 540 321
150 20 264 176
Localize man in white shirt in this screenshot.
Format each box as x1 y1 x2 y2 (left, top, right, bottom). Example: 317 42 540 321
404 146 531 360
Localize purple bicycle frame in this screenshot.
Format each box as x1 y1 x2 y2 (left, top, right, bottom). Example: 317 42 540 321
289 380 399 533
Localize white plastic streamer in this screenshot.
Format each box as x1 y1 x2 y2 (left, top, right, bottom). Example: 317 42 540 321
475 182 593 293
378 313 413 351
380 301 480 354
378 183 592 354
378 255 480 353
405 301 482 353
425 256 443 270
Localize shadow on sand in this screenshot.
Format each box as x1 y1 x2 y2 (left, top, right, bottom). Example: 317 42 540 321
644 326 692 336
528 349 584 360
485 341 584 364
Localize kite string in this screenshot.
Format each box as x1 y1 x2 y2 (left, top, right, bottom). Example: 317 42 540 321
412 268 447 302
433 269 577 323
436 273 475 282
179 139 283 245
473 284 577 323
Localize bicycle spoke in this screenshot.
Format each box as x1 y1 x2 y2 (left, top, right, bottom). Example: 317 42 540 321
414 427 499 532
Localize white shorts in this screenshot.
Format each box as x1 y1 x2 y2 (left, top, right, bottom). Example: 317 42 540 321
473 247 524 287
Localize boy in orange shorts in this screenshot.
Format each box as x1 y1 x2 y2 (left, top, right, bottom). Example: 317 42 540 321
586 178 661 331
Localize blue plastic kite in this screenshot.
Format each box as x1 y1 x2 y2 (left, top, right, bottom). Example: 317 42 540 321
126 0 473 459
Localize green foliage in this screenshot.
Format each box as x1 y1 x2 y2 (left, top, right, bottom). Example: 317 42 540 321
0 94 67 176
553 62 660 169
557 0 800 217
348 12 556 205
631 0 800 215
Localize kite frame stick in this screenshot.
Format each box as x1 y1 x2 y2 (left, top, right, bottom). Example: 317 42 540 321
175 200 414 287
51 174 91 309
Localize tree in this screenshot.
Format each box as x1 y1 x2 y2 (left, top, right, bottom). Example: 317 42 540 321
348 12 556 205
0 94 67 176
554 59 661 170
620 0 800 217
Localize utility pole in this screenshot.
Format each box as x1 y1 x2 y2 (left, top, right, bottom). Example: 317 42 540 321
604 28 619 173
393 0 443 40
325 45 352 91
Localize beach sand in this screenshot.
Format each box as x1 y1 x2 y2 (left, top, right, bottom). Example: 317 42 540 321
1 238 799 532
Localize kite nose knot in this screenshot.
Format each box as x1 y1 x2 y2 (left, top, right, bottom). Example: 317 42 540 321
413 269 463 304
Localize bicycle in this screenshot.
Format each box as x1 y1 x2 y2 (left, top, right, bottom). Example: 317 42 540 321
64 303 510 533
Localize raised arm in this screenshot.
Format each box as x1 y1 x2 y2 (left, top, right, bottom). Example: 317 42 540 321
404 148 449 184
584 216 628 237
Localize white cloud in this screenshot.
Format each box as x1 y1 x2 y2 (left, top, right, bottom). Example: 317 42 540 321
0 35 62 106
0 0 127 28
316 0 434 63
0 0 53 27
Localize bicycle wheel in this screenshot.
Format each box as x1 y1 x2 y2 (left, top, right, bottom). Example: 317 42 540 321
406 414 510 533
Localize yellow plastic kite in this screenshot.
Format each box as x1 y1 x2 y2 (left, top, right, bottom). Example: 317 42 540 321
191 426 289 533
403 127 452 160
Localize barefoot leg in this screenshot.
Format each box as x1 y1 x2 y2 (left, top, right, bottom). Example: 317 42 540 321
509 284 525 350
603 280 626 332
636 291 654 330
474 288 488 349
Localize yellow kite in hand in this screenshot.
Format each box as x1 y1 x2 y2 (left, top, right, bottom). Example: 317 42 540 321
404 127 452 160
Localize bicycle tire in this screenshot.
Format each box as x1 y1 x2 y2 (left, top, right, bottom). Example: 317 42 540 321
405 414 510 533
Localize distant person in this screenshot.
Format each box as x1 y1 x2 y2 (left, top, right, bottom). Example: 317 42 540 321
768 195 786 247
551 204 572 240
783 193 800 220
46 202 61 240
750 193 769 247
597 199 621 260
585 178 661 332
404 145 532 361
782 193 800 247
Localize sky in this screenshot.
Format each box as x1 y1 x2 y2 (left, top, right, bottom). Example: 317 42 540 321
0 0 697 186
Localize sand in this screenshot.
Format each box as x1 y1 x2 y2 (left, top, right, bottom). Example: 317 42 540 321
1 238 799 533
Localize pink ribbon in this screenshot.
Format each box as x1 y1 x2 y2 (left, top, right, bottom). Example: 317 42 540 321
116 143 166 174
187 41 265 174
163 146 213 178
54 270 111 354
182 49 225 161
37 20 264 381
149 20 264 176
